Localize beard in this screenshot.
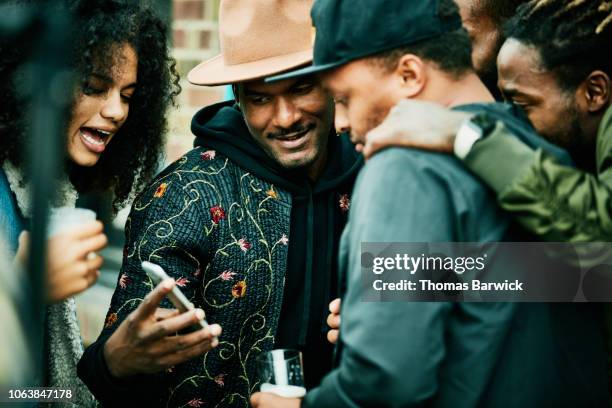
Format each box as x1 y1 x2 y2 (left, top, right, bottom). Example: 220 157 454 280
550 100 596 173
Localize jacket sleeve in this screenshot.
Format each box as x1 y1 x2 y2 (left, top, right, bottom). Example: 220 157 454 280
77 170 211 406
302 149 514 407
463 108 612 242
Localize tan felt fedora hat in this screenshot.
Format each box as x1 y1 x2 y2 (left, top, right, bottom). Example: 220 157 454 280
187 0 314 86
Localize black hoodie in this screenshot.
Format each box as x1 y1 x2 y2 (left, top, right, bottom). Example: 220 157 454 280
192 101 362 388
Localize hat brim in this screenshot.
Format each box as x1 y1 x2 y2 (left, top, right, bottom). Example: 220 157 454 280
265 60 344 83
188 49 313 86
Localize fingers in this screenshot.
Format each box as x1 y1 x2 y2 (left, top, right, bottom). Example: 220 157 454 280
157 325 223 367
161 323 222 354
363 127 389 160
327 311 340 330
363 122 396 160
327 298 341 330
85 252 104 271
77 254 103 289
144 309 204 340
75 232 108 258
65 220 104 240
144 308 207 341
132 279 175 321
75 261 100 289
63 269 100 299
81 266 100 290
250 393 301 408
327 329 339 345
327 299 341 344
329 298 341 314
154 308 180 321
45 251 102 302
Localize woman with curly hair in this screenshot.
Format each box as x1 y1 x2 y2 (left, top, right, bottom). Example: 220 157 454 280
0 0 179 404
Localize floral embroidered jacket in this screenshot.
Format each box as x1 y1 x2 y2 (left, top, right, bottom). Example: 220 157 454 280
78 101 362 407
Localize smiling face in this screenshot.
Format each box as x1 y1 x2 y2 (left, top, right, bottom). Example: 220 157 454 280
237 76 334 178
497 39 582 151
66 43 137 167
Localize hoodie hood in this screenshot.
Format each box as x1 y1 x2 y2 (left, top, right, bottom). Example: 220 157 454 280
192 100 362 195
192 100 362 386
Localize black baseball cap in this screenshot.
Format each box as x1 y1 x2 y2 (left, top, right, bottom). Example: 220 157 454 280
266 0 463 82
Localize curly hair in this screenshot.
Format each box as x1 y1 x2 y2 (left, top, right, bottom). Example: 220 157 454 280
504 0 612 91
0 0 180 212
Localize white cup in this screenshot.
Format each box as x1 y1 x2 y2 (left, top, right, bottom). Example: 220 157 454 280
260 383 306 398
47 207 97 237
257 349 306 398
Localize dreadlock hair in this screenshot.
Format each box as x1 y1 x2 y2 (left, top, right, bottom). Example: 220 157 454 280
368 0 473 79
505 0 612 91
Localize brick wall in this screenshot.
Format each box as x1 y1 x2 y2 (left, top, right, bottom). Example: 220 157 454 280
166 0 224 162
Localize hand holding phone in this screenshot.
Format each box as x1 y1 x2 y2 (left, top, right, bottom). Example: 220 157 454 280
142 261 209 330
103 269 222 379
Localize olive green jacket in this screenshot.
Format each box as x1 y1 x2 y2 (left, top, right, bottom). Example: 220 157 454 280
464 105 612 242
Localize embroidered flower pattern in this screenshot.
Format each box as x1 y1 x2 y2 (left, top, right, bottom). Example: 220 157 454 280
116 150 305 406
232 281 247 298
175 277 189 287
154 182 168 198
210 205 226 224
238 238 251 252
214 373 226 387
200 150 216 161
339 193 350 212
266 187 278 199
187 398 204 407
220 270 237 281
104 312 118 328
119 273 131 289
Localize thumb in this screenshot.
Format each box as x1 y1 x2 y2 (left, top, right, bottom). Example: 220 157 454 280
15 231 31 265
250 392 262 407
18 231 30 248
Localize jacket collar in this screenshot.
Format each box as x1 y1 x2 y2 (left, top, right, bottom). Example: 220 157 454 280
2 160 78 218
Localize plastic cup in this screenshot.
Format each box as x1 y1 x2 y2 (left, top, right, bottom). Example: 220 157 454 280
257 349 306 398
47 207 97 237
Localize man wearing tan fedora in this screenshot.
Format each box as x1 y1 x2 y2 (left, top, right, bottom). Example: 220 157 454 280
77 0 361 406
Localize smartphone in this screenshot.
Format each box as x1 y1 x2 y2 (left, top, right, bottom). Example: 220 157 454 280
141 261 209 331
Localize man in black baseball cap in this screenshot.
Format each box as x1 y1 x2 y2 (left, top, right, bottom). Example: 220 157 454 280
252 0 609 407
269 0 463 82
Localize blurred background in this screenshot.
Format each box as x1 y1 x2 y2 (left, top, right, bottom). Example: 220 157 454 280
76 0 227 345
